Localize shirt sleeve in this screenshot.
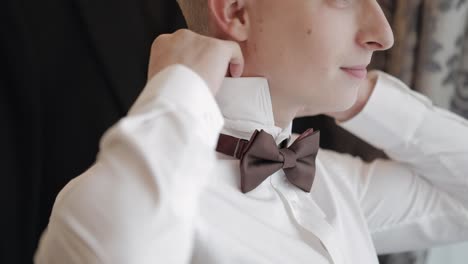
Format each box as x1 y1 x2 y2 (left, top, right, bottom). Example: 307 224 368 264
34 64 224 264
336 70 468 254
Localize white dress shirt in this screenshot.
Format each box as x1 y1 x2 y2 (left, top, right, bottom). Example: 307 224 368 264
35 65 468 264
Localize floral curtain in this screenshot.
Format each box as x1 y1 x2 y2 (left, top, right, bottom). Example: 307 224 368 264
383 0 468 117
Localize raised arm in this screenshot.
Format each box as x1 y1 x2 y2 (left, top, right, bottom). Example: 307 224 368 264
34 30 244 263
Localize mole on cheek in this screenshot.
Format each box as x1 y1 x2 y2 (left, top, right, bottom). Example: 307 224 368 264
307 29 312 35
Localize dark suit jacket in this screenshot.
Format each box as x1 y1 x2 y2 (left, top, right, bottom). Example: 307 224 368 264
0 0 185 263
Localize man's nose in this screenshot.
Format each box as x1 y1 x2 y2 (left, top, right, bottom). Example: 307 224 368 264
356 1 395 51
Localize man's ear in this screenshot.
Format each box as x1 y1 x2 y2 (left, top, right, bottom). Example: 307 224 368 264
208 0 250 41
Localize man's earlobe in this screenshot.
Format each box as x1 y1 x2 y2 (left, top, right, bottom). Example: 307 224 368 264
208 0 250 41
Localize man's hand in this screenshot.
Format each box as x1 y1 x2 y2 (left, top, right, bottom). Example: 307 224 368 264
147 29 244 95
297 72 378 122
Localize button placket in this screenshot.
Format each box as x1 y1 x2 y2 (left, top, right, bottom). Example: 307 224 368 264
273 175 344 264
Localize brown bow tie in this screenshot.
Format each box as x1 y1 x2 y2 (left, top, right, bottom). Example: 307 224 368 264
216 128 320 193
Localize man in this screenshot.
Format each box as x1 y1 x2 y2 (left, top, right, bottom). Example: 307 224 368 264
35 0 468 263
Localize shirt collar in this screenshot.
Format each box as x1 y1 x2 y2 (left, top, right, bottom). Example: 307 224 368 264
215 77 292 145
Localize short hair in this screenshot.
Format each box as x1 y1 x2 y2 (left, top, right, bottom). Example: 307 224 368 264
176 0 210 35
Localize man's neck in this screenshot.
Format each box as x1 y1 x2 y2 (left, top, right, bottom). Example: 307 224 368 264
269 89 304 129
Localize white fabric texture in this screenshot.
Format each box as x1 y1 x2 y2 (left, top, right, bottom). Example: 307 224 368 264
34 65 468 264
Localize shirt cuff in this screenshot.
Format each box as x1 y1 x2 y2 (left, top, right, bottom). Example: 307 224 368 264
337 70 432 150
129 64 224 148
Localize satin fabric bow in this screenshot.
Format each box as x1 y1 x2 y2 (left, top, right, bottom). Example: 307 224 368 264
216 129 320 193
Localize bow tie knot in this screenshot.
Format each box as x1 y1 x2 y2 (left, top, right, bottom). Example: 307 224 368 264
279 148 297 169
216 128 320 193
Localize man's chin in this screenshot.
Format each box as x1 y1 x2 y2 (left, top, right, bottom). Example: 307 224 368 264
331 92 359 112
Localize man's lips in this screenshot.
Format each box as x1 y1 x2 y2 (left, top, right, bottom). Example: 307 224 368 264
340 66 368 79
